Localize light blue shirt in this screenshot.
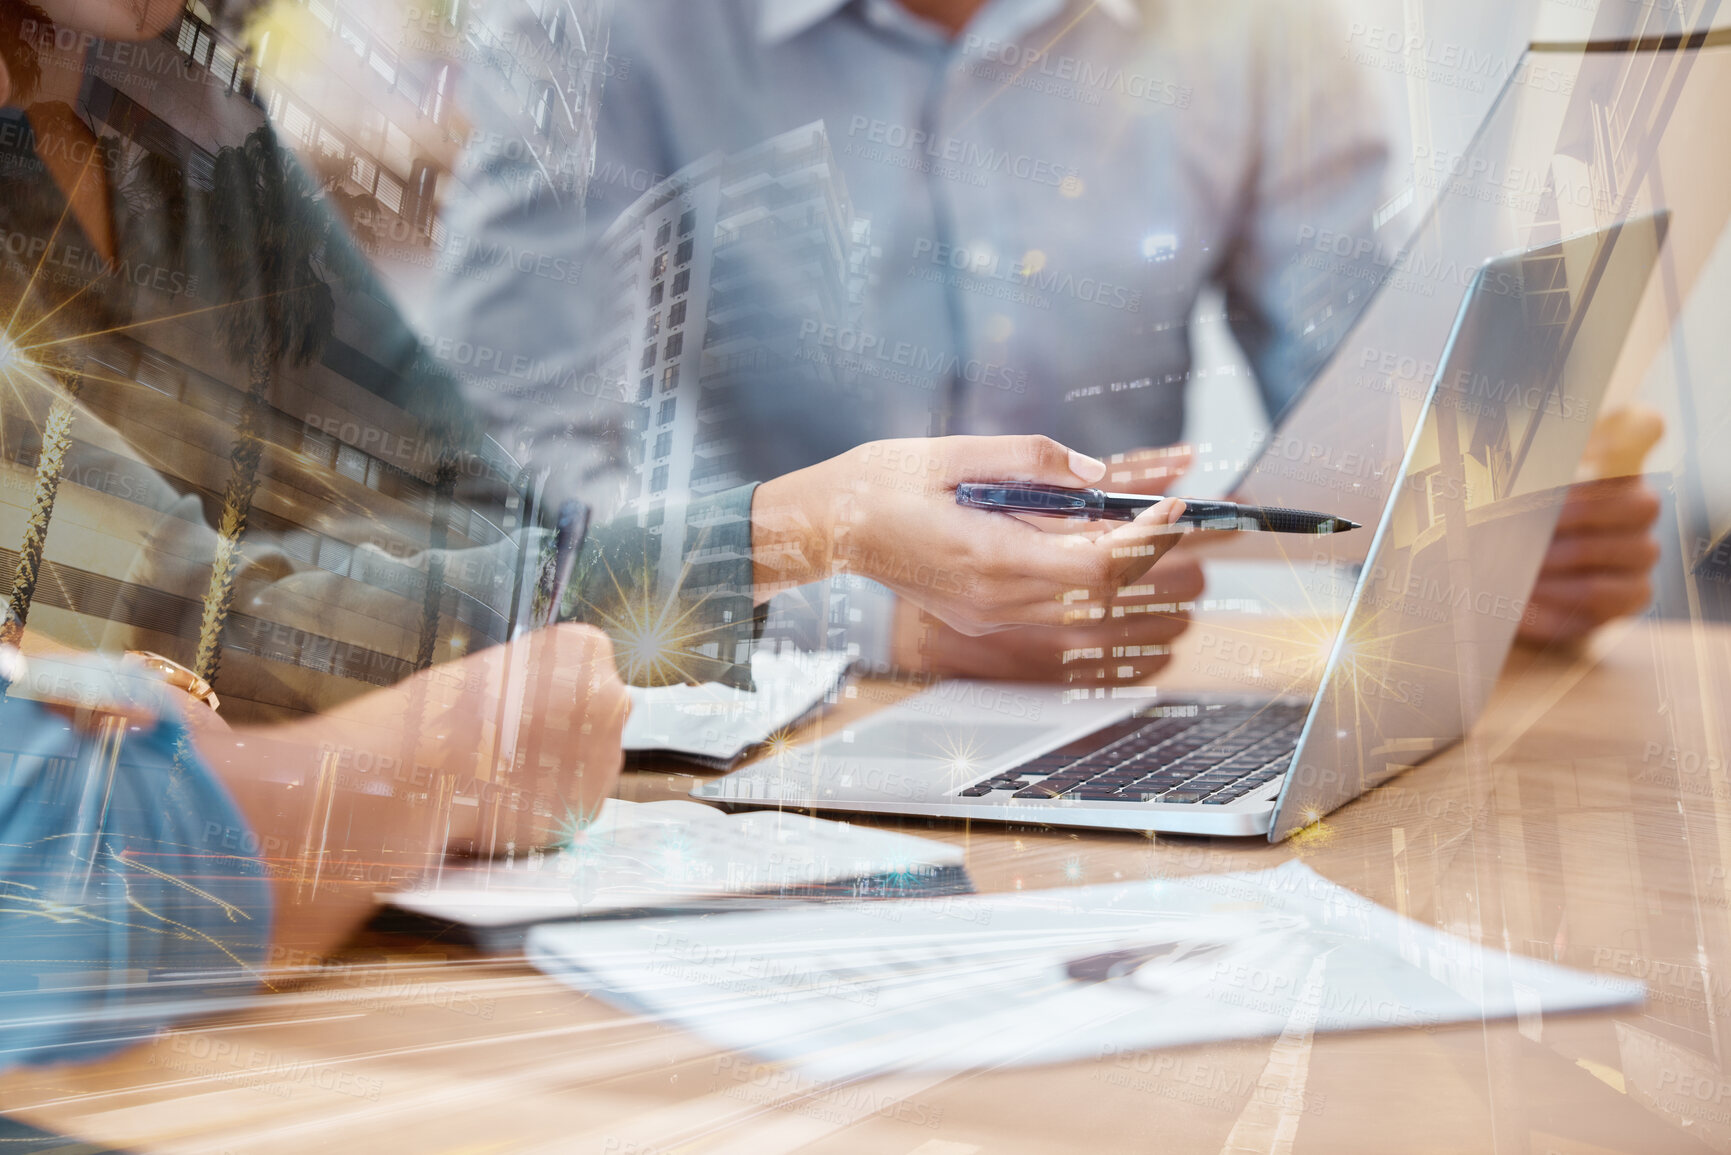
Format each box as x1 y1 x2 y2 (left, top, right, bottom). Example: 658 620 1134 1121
0 685 272 1071
433 0 1393 661
568 0 1391 478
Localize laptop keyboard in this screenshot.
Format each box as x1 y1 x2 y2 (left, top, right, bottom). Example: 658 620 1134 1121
953 703 1307 806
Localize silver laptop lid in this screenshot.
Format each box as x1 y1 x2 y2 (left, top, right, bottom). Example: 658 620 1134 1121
1270 212 1670 841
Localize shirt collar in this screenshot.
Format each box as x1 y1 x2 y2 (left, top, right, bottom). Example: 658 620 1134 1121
757 0 853 43
757 0 1140 45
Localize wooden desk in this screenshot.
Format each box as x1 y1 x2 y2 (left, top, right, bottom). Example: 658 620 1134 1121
3 615 1729 1155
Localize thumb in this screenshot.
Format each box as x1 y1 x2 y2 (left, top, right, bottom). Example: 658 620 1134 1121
939 434 1106 488
1579 405 1663 481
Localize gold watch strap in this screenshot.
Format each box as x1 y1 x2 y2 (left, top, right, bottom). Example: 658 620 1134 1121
125 651 221 712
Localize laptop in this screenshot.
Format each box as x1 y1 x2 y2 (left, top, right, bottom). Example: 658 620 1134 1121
693 212 1671 840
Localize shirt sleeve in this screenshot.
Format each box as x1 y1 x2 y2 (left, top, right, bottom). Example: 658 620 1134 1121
560 483 764 688
0 689 273 1072
1220 0 1393 420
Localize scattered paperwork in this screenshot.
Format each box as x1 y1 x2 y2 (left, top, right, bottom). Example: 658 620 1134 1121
622 650 850 766
527 861 1643 1080
389 798 968 940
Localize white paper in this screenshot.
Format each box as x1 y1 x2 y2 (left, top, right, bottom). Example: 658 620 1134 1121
527 861 1643 1080
622 650 851 763
390 798 965 927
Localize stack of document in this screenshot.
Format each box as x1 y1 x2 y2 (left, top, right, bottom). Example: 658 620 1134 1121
526 861 1643 1080
622 649 851 767
388 798 969 947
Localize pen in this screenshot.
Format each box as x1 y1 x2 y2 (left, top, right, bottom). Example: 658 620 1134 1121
954 482 1361 534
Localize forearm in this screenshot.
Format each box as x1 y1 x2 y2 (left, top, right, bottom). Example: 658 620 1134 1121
196 622 631 961
189 711 439 965
750 463 838 603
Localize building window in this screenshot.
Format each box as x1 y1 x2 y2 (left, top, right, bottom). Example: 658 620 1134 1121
668 300 686 328
335 443 367 483
679 209 696 236
638 375 654 401
653 431 673 458
531 83 554 136
675 238 694 265
655 221 672 247
650 465 669 493
664 333 683 359
644 312 660 338
648 281 663 307
672 269 690 296
640 345 657 371
429 62 451 124
657 398 676 426
661 364 679 391
375 170 403 214
652 251 668 278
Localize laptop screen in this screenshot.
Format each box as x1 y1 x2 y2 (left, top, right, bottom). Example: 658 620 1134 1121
1270 213 1670 841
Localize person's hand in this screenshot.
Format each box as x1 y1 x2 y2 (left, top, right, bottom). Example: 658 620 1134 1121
1519 475 1661 646
889 553 1206 683
886 444 1207 684
1517 407 1664 648
752 436 1190 637
203 623 630 956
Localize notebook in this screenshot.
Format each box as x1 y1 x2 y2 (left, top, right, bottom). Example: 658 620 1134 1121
386 797 970 947
623 650 851 767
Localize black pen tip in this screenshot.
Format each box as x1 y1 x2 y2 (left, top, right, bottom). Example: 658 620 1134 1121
1336 518 1362 532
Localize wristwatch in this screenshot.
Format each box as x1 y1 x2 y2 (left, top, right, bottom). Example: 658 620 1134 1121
125 651 221 712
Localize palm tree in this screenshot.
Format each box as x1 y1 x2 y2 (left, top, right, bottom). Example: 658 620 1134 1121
0 142 177 660
195 126 357 685
1 352 85 653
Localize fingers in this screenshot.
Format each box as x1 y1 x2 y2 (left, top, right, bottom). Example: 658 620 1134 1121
933 434 1106 488
909 604 1193 685
1519 571 1653 646
928 498 1192 632
1552 477 1661 535
1117 553 1208 605
1537 529 1660 577
1518 475 1662 648
1097 498 1188 586
1580 405 1663 478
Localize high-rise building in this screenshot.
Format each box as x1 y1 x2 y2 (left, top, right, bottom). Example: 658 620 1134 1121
250 0 612 309
590 122 871 663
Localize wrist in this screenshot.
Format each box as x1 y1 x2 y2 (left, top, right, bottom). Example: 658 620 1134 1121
751 461 837 602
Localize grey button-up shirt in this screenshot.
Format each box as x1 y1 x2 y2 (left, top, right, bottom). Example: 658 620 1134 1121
568 0 1390 479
